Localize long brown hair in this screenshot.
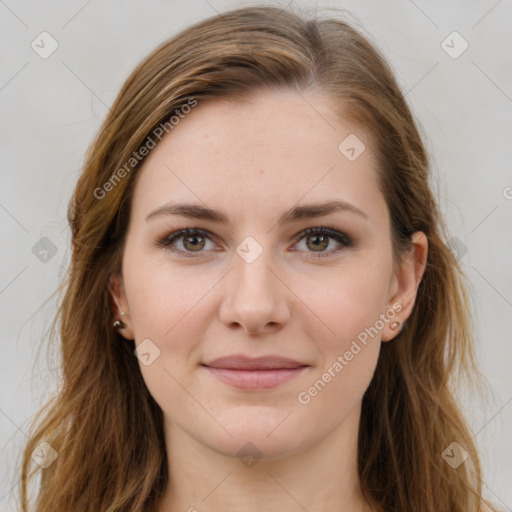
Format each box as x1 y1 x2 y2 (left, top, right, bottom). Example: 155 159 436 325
19 5 498 511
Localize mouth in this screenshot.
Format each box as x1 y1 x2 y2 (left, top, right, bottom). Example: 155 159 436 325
201 354 310 390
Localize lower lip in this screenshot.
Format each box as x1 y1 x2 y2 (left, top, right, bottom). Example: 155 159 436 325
203 365 309 390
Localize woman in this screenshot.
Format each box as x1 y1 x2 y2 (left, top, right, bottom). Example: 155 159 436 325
20 5 498 511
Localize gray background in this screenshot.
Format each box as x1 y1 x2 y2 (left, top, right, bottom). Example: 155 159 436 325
1 0 511 510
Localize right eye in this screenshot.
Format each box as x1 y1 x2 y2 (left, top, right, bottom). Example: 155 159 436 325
155 227 218 257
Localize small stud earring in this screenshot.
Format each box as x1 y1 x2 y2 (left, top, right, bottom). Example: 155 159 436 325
113 311 127 330
390 321 401 331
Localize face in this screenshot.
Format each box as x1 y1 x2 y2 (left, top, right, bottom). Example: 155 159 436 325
110 88 425 460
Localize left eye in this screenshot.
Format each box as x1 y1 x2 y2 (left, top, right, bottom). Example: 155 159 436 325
292 227 352 257
155 226 352 258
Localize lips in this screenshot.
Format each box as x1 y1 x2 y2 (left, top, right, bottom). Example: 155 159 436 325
202 354 308 370
201 354 310 390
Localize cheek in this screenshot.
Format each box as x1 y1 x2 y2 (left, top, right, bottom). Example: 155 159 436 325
297 259 394 342
294 257 391 409
293 268 389 426
122 253 221 399
123 251 215 339
122 256 209 414
307 276 385 386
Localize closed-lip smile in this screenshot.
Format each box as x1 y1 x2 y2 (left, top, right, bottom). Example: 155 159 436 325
201 354 310 389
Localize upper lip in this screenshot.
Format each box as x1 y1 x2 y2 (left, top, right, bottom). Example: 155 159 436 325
202 354 308 370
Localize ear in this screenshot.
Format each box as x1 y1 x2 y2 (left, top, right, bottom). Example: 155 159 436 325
109 273 135 340
381 231 428 342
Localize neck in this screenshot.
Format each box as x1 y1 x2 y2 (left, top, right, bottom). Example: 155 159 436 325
157 404 373 512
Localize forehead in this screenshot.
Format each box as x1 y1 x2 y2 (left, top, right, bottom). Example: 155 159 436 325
129 89 386 226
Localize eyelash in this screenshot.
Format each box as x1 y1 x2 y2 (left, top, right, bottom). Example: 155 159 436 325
154 226 353 259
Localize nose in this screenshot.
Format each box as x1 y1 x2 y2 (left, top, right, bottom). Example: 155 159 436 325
219 249 290 336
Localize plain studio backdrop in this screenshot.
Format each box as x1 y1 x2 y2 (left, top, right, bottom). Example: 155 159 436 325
1 0 511 510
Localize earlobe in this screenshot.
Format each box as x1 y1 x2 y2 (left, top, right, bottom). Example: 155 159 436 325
382 231 428 342
108 273 134 340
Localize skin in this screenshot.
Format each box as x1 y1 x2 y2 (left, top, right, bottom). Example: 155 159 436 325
110 88 428 512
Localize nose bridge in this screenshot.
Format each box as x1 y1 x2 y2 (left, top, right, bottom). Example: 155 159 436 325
232 237 279 304
219 235 289 333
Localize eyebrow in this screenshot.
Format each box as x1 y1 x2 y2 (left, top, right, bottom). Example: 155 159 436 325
145 200 368 228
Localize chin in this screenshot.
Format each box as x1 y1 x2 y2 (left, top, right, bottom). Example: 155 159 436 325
196 412 309 462
206 433 305 463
